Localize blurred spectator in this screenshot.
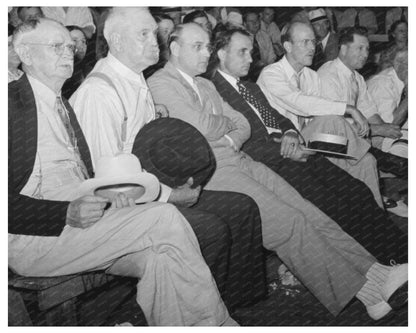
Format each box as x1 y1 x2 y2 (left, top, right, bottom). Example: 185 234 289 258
333 7 378 34
205 7 223 29
183 10 212 35
42 7 96 39
244 11 276 81
8 35 23 83
385 7 407 33
260 7 284 57
308 8 339 70
62 26 90 99
378 20 407 71
93 7 111 60
17 7 43 22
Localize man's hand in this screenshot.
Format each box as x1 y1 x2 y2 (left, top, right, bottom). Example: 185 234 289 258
110 192 136 209
155 104 169 118
167 177 201 208
66 195 109 229
289 145 316 162
278 131 300 158
371 123 403 139
345 105 370 137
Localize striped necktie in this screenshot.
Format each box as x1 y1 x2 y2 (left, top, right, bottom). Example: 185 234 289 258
55 95 89 178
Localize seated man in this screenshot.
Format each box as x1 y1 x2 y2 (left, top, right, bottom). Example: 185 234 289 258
367 49 408 147
243 10 276 81
8 17 236 326
257 21 382 207
147 22 408 321
308 8 339 71
70 7 266 311
209 27 407 266
318 27 408 167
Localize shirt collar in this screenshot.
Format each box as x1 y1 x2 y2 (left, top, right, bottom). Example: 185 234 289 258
218 69 239 91
27 74 60 110
335 57 357 78
281 55 305 81
177 68 197 89
106 52 148 88
321 32 330 49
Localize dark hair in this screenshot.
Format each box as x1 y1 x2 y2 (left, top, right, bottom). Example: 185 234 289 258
338 26 368 46
243 10 259 23
154 13 174 24
204 27 251 79
388 19 407 42
183 10 208 24
17 7 43 19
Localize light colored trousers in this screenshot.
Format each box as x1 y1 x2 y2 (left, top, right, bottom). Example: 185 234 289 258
205 152 376 316
8 202 229 326
301 115 383 207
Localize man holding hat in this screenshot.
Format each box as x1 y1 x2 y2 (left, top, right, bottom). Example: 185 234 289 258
147 22 408 320
308 7 339 70
9 17 237 326
71 7 267 311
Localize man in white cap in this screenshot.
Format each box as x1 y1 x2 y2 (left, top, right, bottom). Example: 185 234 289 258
9 17 237 326
308 7 339 70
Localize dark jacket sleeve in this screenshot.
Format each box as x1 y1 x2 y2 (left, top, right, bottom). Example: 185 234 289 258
8 78 70 236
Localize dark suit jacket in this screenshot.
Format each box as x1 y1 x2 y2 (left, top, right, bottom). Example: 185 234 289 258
211 71 297 166
9 74 93 236
323 32 339 64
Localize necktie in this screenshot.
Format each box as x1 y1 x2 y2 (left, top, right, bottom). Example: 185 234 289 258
251 36 262 65
400 7 407 21
350 72 359 106
55 96 89 178
292 74 306 130
237 80 280 130
354 9 360 27
312 41 325 70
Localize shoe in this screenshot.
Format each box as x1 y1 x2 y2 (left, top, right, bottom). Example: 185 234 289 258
367 300 392 320
381 263 408 309
386 199 408 218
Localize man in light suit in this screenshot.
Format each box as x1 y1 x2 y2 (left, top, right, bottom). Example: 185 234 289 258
210 27 407 266
147 22 408 320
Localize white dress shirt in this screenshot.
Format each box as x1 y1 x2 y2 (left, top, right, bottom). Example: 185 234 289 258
71 53 172 201
366 67 405 123
318 58 377 120
21 75 86 201
257 56 346 130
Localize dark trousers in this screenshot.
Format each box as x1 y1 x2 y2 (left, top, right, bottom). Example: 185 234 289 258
369 147 408 178
254 146 407 265
178 190 267 311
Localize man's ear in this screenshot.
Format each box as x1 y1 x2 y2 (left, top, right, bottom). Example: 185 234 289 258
15 45 31 66
170 40 180 57
217 48 226 63
339 44 347 57
283 40 292 54
109 32 122 52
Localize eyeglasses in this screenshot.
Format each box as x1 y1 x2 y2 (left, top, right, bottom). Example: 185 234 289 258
181 42 213 54
24 42 77 56
292 39 317 48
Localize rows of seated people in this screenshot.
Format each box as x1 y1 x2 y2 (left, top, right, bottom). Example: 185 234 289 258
8 6 408 326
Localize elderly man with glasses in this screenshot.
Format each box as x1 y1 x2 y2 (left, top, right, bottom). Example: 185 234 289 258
9 17 239 326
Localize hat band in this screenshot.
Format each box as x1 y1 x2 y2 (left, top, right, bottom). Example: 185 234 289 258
310 16 328 23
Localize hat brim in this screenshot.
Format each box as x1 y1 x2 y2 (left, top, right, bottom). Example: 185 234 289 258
79 173 160 204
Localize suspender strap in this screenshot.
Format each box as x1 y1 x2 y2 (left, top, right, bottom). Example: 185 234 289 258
87 72 128 144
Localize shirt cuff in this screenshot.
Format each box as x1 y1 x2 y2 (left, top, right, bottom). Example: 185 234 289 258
224 134 238 151
158 183 172 203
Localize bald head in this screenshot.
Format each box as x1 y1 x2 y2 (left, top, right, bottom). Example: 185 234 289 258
170 23 211 77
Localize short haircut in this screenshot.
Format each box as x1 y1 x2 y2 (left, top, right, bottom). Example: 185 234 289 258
167 24 185 50
338 26 368 46
183 10 208 24
280 21 310 44
103 7 149 42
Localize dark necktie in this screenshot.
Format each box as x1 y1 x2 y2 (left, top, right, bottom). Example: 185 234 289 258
237 80 280 130
251 36 261 64
312 41 325 70
354 9 360 27
56 96 89 178
400 7 407 21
